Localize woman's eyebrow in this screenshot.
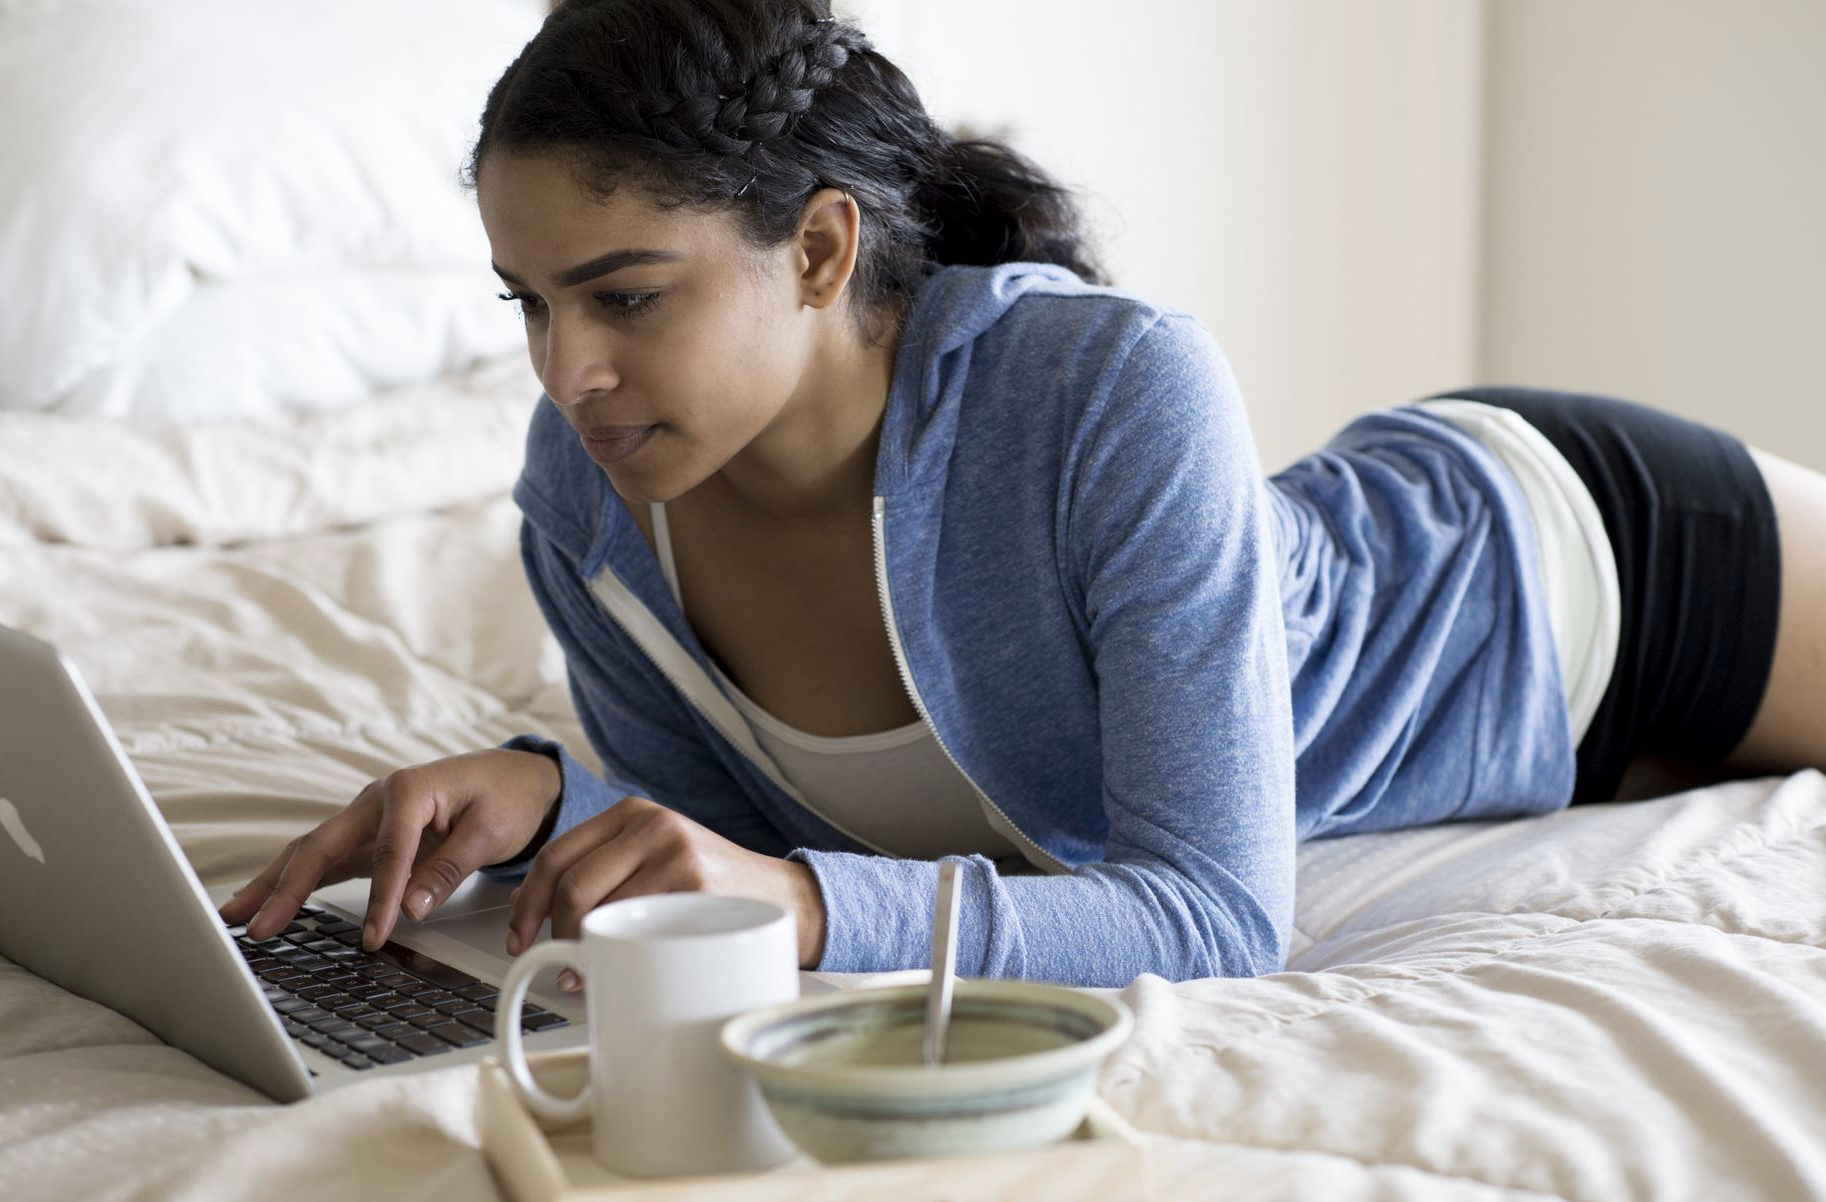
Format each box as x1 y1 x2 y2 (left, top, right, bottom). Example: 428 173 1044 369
492 247 683 289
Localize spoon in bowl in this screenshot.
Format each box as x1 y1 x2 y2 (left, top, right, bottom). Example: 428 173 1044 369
922 860 962 1066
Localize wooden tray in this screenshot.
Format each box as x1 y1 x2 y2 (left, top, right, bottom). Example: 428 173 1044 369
478 1048 1152 1201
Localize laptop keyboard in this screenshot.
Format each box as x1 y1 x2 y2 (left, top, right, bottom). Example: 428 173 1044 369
227 902 569 1072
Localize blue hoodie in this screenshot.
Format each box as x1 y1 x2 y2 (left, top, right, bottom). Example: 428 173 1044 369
482 262 1574 987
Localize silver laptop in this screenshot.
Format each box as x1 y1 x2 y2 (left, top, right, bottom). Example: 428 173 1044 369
0 621 597 1101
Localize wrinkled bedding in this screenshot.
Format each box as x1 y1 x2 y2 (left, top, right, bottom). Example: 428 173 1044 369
1 359 1822 1201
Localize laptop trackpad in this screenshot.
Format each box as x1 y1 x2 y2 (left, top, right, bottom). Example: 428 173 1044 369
414 873 519 919
311 875 549 956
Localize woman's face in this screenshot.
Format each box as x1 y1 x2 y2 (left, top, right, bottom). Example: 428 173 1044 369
476 152 830 503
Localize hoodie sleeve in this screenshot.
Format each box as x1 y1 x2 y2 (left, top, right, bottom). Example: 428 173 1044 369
789 313 1298 985
481 514 792 879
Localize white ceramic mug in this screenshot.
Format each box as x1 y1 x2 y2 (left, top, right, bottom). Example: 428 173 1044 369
495 893 800 1178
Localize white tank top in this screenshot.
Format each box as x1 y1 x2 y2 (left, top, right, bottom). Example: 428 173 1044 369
649 502 1022 861
1417 399 1621 745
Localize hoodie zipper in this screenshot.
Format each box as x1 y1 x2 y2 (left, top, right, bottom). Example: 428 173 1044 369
871 496 1068 875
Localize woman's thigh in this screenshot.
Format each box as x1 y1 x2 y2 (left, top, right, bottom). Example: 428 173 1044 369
1724 448 1826 774
1613 750 1752 801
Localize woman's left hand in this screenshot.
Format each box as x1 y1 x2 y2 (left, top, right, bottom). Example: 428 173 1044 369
504 796 827 978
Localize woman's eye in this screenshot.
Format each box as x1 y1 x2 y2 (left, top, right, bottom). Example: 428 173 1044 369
494 291 657 322
496 290 544 321
595 291 660 320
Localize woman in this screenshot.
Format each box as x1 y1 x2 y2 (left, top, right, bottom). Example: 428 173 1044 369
221 0 1825 989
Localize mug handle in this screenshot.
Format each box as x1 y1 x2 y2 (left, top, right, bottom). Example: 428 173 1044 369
496 939 592 1124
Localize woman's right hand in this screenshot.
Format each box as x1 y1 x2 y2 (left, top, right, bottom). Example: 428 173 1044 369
215 748 563 952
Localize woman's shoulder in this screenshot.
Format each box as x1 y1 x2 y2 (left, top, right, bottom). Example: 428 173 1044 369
913 261 1193 352
908 262 1232 419
885 264 1251 497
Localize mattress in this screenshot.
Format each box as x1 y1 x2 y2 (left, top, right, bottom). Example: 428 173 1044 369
1 358 1822 1202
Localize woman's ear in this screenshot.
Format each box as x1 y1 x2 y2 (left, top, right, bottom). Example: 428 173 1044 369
793 187 861 311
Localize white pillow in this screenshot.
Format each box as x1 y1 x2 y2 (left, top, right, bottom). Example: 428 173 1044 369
0 0 549 416
52 269 531 420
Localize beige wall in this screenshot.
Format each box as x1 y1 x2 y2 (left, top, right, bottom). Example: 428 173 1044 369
843 0 1486 473
1479 0 1826 470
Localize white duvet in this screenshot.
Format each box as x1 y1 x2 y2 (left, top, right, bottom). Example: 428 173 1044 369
1 361 1823 1202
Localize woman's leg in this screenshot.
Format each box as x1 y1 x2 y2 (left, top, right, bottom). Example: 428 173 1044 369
1613 750 1749 801
1722 448 1826 774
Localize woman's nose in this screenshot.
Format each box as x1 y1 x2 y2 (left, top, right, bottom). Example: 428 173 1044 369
540 321 617 407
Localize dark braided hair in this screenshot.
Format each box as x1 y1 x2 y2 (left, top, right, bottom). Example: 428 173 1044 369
459 0 1107 346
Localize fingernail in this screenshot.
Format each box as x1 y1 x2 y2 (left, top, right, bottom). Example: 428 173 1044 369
407 889 433 920
506 930 523 956
363 920 379 949
558 969 580 992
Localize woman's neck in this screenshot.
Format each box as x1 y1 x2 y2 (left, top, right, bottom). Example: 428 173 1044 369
705 308 903 529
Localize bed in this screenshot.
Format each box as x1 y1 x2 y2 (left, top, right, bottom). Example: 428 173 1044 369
3 3 1824 1200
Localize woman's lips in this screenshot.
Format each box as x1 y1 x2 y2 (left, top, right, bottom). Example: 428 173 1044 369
580 425 656 465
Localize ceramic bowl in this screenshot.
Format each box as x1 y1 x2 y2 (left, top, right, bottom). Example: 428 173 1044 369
718 979 1133 1164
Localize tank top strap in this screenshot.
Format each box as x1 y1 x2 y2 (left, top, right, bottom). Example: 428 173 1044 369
649 501 683 606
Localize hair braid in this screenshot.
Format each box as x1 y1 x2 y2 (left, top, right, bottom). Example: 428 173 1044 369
640 21 863 158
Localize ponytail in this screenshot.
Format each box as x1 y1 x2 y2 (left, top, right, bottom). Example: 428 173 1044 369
914 133 1108 286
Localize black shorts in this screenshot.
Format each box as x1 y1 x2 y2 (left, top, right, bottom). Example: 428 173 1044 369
1420 386 1782 804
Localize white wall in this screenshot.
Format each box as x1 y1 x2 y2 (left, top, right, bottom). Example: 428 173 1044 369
1479 0 1826 470
841 0 1486 472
